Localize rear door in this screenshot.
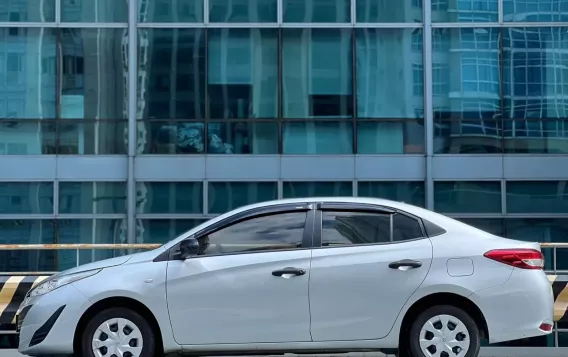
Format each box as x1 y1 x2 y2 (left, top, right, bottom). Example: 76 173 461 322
308 202 433 341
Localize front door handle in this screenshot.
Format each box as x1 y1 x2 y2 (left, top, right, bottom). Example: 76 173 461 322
388 259 422 270
272 267 306 277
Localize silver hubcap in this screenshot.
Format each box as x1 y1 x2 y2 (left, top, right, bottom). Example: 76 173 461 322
419 314 470 357
92 318 143 357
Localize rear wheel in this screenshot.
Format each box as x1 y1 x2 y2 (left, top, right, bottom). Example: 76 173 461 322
408 305 480 357
81 307 155 357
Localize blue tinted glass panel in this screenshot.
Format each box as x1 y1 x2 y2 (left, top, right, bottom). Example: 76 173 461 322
59 182 127 214
138 121 205 154
356 0 423 22
434 181 501 213
61 0 128 22
208 29 278 119
0 121 56 155
60 29 127 120
283 29 353 119
0 182 53 214
502 28 568 120
507 181 568 213
136 182 203 214
283 182 353 198
138 29 206 119
434 118 503 154
57 219 127 270
357 121 425 154
207 122 278 154
503 0 568 22
0 0 55 22
358 182 425 207
58 120 127 155
432 28 501 120
506 219 568 271
283 121 353 154
283 0 350 22
0 220 56 272
209 0 277 22
208 182 278 214
356 29 423 119
503 119 568 154
0 28 57 119
137 219 208 244
432 0 498 22
139 0 203 22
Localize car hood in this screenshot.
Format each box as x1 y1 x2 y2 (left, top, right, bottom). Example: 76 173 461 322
57 254 135 277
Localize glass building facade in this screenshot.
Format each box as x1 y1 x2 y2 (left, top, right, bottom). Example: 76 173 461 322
1 0 568 348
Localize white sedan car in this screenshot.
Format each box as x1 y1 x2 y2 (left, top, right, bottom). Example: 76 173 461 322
17 197 553 357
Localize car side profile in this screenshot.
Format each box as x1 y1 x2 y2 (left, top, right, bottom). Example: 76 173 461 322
17 197 553 357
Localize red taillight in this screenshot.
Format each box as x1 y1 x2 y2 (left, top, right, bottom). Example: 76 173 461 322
539 323 553 332
483 249 544 270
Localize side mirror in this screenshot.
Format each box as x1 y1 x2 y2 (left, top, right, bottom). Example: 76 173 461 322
178 237 200 260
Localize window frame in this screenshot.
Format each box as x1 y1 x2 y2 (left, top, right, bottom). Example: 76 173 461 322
313 202 429 248
161 203 316 261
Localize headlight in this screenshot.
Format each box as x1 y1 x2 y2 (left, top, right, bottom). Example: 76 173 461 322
29 269 101 297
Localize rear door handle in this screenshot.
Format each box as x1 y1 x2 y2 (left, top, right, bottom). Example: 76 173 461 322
272 267 306 277
388 259 422 270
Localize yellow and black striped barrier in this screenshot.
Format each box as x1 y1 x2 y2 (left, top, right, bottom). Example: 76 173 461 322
548 274 568 322
0 275 49 327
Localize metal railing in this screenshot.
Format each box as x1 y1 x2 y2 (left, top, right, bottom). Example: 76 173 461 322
0 242 565 274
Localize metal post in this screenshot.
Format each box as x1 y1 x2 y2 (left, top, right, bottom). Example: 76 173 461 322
76 248 80 267
423 0 434 210
127 0 138 248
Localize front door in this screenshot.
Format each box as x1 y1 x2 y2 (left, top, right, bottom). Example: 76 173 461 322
166 205 314 345
309 204 433 341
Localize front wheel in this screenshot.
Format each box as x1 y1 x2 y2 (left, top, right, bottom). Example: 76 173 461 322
408 305 480 357
81 307 156 357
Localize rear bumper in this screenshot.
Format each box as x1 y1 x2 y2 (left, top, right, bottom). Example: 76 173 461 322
470 268 554 344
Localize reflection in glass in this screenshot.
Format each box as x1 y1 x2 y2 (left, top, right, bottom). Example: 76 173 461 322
283 121 353 154
357 121 425 154
506 219 568 271
432 28 501 120
503 0 568 22
57 219 127 270
434 119 502 154
503 27 568 119
0 121 56 155
434 181 501 213
283 0 350 22
0 183 53 214
60 29 127 120
0 220 56 272
356 0 423 23
208 29 278 119
503 119 568 154
59 182 127 214
138 121 204 154
138 29 206 119
136 182 203 214
139 0 203 22
283 29 353 118
431 0 498 22
136 219 207 244
357 29 423 119
208 182 278 214
58 120 127 154
207 122 278 154
61 0 128 22
202 212 307 255
0 28 57 119
209 0 277 22
0 0 56 22
507 181 568 214
322 211 391 245
358 181 425 207
283 181 353 198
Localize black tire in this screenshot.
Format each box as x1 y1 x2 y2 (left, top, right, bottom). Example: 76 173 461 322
81 307 156 357
408 305 480 357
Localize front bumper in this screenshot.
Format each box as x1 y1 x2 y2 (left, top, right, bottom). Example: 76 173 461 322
18 283 92 356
